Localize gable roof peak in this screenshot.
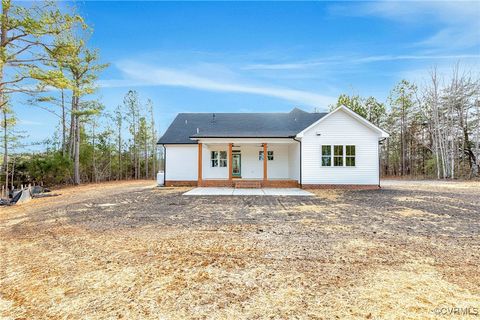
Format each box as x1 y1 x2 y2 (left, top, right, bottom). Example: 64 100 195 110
289 107 308 114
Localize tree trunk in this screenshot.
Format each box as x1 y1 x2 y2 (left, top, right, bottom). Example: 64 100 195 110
0 3 9 112
3 109 8 193
74 114 80 185
145 134 148 179
118 129 122 180
72 90 81 185
68 95 75 159
61 89 66 156
92 121 97 183
10 156 15 190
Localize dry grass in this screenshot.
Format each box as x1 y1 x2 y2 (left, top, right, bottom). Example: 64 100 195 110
0 179 156 220
2 224 478 319
395 208 440 218
153 186 192 194
383 179 480 192
309 189 344 201
1 180 479 319
292 203 351 214
328 261 480 319
393 195 469 213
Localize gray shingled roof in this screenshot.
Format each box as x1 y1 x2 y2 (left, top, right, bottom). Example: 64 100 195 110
157 108 327 144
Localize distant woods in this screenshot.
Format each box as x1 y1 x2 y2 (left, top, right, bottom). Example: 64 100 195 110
332 66 480 179
0 0 159 191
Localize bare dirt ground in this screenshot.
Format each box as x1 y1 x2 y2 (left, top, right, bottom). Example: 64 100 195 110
1 180 479 319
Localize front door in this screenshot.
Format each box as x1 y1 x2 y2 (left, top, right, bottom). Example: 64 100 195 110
232 153 241 177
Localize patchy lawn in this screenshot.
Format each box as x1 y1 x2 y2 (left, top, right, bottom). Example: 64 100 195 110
1 180 479 319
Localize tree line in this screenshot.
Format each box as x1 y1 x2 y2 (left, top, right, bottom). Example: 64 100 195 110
1 1 478 193
332 65 480 179
0 0 159 193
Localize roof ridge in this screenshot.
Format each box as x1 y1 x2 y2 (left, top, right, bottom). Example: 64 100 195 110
177 111 310 115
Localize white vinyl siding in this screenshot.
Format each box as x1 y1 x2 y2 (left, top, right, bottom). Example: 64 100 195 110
288 143 300 182
203 145 229 179
301 109 380 185
165 145 198 181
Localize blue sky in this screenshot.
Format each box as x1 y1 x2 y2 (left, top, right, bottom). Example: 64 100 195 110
15 1 480 150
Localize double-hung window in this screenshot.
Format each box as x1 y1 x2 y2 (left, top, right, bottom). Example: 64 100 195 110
334 145 343 166
346 145 356 166
321 146 331 166
211 151 227 167
259 151 274 161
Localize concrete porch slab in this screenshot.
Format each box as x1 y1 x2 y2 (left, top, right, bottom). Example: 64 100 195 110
183 187 313 196
233 188 264 196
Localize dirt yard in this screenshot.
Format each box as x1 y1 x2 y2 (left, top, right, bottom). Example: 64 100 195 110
1 180 479 319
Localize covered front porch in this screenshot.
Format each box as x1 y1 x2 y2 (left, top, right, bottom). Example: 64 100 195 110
196 138 300 188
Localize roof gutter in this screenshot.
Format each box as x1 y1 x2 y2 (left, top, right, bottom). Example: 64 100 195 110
189 135 295 139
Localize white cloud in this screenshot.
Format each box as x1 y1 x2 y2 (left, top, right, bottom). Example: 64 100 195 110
243 61 327 70
243 54 480 70
106 61 336 108
355 54 480 63
330 1 480 50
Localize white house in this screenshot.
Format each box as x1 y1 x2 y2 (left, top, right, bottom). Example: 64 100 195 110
157 106 389 188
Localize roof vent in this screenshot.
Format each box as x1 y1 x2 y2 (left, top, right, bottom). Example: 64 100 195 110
185 119 188 124
212 113 216 123
196 127 200 134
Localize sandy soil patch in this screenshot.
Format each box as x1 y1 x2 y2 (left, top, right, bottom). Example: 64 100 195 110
395 208 440 218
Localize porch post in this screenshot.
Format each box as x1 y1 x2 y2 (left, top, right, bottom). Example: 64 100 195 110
263 143 268 182
198 143 203 186
228 143 233 182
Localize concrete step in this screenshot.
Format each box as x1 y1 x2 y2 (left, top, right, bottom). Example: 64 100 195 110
234 181 262 189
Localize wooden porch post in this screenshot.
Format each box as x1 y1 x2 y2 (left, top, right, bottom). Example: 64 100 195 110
198 143 203 186
263 143 268 182
228 143 233 182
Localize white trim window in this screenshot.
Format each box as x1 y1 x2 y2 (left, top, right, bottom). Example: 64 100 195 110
334 145 343 167
211 151 227 167
259 150 274 161
322 145 356 167
321 145 331 166
346 145 356 166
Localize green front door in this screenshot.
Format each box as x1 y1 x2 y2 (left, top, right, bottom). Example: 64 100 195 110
232 153 241 177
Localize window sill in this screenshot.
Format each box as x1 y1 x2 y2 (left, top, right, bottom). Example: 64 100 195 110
321 166 357 168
